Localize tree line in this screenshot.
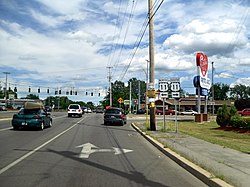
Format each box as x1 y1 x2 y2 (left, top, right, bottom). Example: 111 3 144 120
1 79 250 109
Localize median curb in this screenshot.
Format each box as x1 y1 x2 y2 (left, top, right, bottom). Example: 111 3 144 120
131 123 233 187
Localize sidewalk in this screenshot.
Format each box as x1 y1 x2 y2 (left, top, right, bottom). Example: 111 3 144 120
131 122 250 187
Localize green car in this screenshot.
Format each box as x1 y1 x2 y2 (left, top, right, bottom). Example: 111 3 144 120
12 102 52 130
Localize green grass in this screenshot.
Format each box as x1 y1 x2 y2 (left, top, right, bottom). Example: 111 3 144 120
156 121 250 153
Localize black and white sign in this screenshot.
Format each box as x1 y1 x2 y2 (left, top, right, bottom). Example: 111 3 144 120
159 78 180 99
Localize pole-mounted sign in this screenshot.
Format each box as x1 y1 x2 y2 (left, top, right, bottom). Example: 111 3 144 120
194 53 211 95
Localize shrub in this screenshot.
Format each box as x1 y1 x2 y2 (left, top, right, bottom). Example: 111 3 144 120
230 116 241 128
230 116 250 129
216 104 230 127
216 105 238 127
242 118 250 129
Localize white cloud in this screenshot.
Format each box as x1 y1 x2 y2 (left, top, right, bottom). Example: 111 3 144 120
1 0 250 101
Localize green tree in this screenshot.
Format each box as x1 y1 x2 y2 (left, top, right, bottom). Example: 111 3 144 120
22 94 39 99
212 83 230 100
230 84 249 99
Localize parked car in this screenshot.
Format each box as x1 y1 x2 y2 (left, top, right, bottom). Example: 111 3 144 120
68 104 83 117
136 107 149 114
12 102 52 130
156 108 176 115
104 107 127 126
180 110 198 115
238 108 250 116
0 106 7 111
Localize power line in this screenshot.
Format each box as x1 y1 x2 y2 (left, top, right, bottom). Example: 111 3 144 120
119 0 165 81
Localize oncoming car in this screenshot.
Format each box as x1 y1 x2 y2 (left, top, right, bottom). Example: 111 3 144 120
12 102 52 130
68 104 83 117
104 107 127 126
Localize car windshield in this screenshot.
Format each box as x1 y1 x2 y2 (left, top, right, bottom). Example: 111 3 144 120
69 105 80 109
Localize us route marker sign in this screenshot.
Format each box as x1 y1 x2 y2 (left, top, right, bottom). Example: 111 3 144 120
76 143 133 159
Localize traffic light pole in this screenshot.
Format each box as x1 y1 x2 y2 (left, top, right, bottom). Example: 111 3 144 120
148 0 156 131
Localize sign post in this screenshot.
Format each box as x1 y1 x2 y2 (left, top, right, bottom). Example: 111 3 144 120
159 78 180 132
194 52 211 122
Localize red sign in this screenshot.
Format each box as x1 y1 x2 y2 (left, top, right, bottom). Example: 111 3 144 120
196 53 208 77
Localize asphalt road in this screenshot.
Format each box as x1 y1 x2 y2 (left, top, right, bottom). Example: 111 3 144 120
0 112 208 187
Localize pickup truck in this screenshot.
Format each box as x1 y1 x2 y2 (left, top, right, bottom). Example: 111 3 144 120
238 108 250 116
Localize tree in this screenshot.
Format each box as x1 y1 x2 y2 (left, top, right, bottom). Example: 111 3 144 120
234 99 250 110
230 84 249 99
212 83 230 100
102 78 147 109
22 94 39 99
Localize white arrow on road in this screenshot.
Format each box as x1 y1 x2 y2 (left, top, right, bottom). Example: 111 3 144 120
76 143 133 159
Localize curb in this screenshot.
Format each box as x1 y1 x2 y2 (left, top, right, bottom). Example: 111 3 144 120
131 123 233 187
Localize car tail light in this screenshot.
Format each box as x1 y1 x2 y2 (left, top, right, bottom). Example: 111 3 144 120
119 114 125 119
33 115 42 119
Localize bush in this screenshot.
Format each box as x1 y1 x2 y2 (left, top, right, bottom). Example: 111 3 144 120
216 104 230 127
216 105 238 127
229 116 250 129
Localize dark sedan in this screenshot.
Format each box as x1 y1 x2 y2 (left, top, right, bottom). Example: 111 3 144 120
104 107 127 126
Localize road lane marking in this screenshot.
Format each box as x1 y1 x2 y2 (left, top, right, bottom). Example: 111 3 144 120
75 142 133 159
0 127 12 132
0 117 86 175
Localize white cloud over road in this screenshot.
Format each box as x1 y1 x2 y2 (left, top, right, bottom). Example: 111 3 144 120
0 0 249 102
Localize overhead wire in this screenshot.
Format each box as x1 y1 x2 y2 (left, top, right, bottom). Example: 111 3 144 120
118 0 165 81
111 0 137 78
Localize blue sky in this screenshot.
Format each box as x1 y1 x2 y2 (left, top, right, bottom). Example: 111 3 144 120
0 0 250 104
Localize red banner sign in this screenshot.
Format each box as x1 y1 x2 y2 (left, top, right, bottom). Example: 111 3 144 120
196 53 208 77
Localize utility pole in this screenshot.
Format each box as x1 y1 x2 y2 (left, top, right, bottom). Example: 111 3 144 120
148 0 156 130
107 67 112 107
212 62 215 115
138 80 140 110
129 82 132 113
3 72 10 107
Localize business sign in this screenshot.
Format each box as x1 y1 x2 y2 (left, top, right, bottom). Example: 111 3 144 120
195 53 211 89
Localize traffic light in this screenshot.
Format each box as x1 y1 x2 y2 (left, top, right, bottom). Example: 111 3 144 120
38 88 40 93
47 88 49 94
59 89 61 94
14 87 17 92
70 90 73 95
75 91 77 95
98 93 100 97
86 92 88 95
91 92 93 96
66 91 69 95
55 90 58 95
28 87 31 92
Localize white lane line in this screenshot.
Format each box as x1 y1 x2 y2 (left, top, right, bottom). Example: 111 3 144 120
0 117 86 175
0 127 12 132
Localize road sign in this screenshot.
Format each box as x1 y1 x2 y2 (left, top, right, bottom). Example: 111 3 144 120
124 100 130 105
117 97 123 103
148 82 155 90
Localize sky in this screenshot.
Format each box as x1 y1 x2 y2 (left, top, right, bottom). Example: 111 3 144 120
0 0 250 104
